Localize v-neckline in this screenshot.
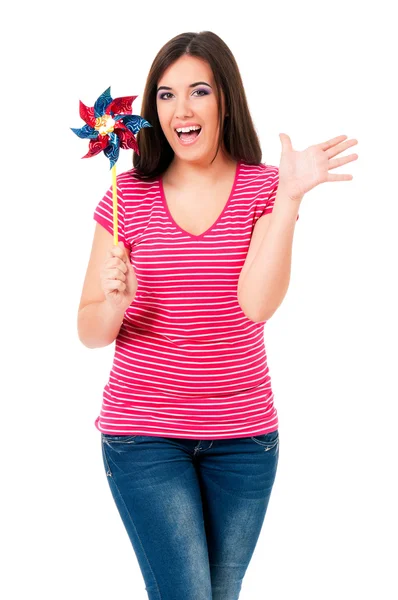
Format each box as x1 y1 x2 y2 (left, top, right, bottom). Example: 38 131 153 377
158 161 241 240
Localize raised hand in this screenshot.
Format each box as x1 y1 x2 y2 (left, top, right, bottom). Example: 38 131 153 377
278 133 359 202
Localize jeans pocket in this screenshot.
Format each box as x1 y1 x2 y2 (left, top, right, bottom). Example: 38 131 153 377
250 430 279 451
101 434 139 477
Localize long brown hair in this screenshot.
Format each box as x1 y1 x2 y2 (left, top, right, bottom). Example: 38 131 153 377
133 31 262 179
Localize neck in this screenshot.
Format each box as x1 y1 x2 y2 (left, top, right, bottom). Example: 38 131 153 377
165 151 236 187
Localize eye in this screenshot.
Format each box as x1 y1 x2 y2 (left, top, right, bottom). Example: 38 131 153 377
158 89 209 100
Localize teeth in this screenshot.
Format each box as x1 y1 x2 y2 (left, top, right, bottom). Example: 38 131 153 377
175 125 201 133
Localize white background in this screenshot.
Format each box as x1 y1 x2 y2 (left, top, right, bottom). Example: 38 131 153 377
2 0 397 598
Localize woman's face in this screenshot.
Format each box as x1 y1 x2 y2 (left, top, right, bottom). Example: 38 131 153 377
156 55 227 165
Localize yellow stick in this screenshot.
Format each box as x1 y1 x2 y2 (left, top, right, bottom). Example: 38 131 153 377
111 164 118 246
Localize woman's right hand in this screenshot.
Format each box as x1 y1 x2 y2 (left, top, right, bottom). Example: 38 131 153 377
100 242 138 311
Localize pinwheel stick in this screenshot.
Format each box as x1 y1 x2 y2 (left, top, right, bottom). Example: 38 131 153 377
112 165 118 245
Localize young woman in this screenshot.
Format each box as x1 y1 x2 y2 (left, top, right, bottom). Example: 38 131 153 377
78 30 358 600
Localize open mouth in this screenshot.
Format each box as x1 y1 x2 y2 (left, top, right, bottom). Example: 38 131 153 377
175 127 202 143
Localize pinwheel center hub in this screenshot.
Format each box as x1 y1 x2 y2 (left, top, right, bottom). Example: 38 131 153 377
95 114 116 136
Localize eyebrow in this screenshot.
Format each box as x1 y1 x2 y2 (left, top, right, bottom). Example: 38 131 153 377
156 81 212 92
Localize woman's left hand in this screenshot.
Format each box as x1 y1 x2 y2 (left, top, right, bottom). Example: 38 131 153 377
278 133 359 202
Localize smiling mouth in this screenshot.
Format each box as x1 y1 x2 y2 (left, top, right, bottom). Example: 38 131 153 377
174 127 203 145
175 127 202 137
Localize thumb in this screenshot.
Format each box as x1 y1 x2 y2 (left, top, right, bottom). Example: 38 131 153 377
118 241 131 265
279 132 293 152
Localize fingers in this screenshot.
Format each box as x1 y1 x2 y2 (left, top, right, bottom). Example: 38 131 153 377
327 173 354 181
109 267 127 282
108 242 128 260
328 153 359 170
100 242 136 310
108 256 127 273
320 135 347 150
326 138 358 160
320 135 358 157
111 241 127 259
106 244 128 274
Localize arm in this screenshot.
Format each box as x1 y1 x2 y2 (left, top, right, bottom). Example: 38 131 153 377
237 187 301 323
78 300 127 349
77 223 136 349
238 131 358 322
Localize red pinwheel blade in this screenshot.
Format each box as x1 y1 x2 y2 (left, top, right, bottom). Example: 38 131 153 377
106 95 138 116
79 101 96 127
82 136 109 159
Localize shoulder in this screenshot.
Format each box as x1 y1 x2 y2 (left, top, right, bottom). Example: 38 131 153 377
238 162 279 199
254 162 279 179
240 161 278 183
116 168 159 198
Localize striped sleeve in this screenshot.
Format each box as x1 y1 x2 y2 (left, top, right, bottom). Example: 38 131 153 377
261 166 299 221
93 178 131 250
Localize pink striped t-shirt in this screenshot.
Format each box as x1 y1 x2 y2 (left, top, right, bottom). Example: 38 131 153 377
93 160 299 439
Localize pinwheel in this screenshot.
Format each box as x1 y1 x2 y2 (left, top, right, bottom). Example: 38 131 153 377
71 86 152 245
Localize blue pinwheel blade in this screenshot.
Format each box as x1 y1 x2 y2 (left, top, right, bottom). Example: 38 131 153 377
104 132 120 169
94 87 113 118
71 124 98 139
121 115 152 135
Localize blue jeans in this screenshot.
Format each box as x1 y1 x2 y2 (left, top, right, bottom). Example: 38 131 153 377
101 430 280 600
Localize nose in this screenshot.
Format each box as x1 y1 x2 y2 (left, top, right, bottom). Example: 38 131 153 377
174 96 194 120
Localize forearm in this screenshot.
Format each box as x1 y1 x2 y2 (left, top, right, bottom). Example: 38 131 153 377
239 189 301 322
77 300 127 349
